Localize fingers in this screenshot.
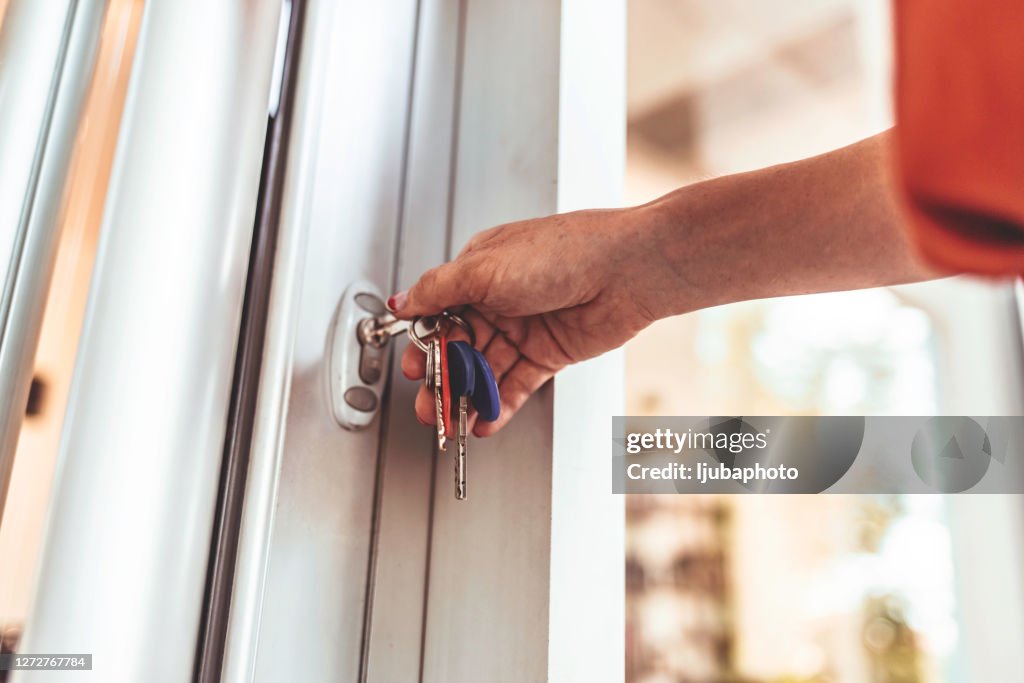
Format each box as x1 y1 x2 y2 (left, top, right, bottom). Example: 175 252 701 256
388 258 485 319
479 333 520 380
414 383 434 425
474 358 553 437
401 341 427 380
460 308 497 351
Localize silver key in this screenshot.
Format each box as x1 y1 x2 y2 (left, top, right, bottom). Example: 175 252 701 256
424 338 446 451
456 394 468 499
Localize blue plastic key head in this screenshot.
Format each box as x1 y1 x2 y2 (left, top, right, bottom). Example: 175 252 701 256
469 348 500 422
446 340 476 397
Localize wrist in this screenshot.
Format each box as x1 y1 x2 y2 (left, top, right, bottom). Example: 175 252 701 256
618 192 708 321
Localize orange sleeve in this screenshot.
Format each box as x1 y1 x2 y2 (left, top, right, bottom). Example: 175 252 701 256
893 0 1024 275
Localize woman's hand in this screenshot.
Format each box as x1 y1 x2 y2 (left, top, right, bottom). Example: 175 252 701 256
390 206 669 436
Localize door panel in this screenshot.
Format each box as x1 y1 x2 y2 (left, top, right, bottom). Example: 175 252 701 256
363 0 460 678
251 1 422 680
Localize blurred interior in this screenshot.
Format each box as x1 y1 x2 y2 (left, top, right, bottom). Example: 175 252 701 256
623 1 1024 682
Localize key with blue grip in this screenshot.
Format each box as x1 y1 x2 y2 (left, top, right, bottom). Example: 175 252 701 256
469 347 500 421
446 341 500 499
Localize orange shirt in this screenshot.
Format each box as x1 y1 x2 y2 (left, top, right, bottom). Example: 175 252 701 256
894 0 1024 275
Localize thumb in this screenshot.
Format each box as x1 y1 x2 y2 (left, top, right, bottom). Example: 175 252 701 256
388 259 482 318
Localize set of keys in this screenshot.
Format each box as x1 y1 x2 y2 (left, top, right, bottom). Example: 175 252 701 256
407 311 500 500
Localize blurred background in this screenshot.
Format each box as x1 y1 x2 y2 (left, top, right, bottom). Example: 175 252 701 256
623 1 1024 682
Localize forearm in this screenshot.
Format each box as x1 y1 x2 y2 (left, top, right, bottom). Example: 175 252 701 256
631 131 940 319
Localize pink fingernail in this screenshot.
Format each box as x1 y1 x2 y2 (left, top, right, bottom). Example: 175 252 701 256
387 290 408 312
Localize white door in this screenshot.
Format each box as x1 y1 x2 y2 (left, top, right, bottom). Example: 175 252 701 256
15 1 625 681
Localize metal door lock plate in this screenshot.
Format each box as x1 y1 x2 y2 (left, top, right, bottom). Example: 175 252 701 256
328 281 395 430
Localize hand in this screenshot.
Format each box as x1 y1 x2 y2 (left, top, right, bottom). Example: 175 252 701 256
390 206 669 436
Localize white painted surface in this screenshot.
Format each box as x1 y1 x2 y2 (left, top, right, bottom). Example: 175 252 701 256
248 1 422 681
421 1 625 681
364 0 461 679
17 1 283 679
551 3 626 678
221 0 319 676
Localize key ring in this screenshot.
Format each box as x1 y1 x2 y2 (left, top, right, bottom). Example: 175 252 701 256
407 311 476 352
407 316 440 352
441 310 477 347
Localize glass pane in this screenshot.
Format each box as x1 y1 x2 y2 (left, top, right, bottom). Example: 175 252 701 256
0 0 145 663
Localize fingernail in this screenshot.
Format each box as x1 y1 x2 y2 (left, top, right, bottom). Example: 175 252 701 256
387 290 408 312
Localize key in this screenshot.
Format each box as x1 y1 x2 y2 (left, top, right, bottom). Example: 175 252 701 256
433 338 446 451
439 333 452 436
447 341 476 500
407 312 489 499
469 347 500 423
424 336 447 451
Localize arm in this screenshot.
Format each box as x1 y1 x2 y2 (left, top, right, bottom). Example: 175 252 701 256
392 131 942 434
637 130 935 320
